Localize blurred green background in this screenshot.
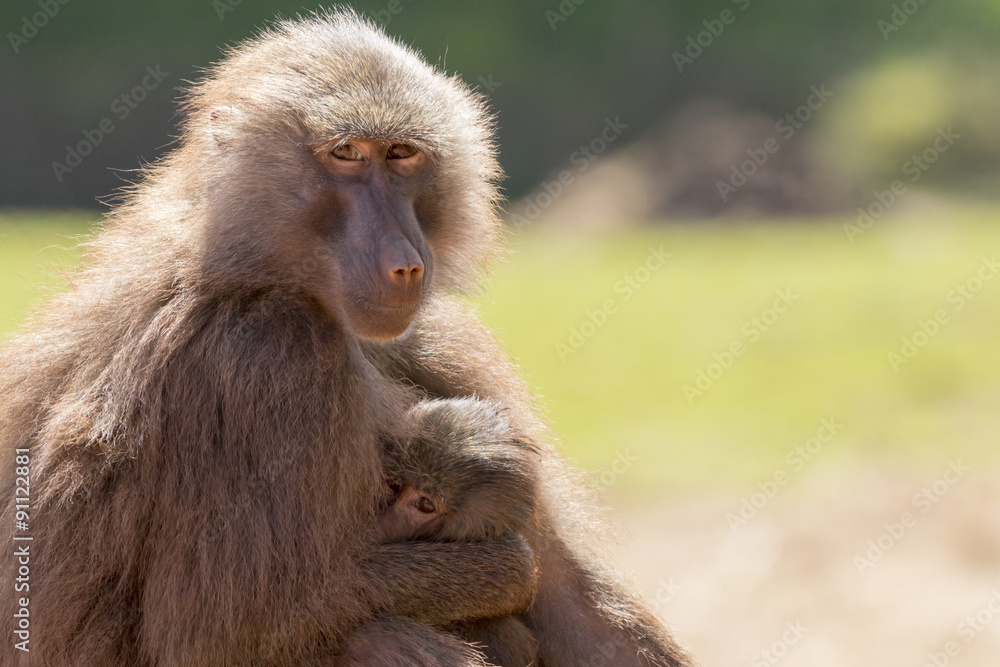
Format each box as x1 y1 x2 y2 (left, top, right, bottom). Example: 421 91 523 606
1 1 999 495
2 207 998 497
3 3 1000 663
1 0 999 209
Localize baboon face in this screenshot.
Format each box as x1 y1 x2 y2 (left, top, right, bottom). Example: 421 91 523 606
193 19 500 342
381 476 447 541
308 137 436 341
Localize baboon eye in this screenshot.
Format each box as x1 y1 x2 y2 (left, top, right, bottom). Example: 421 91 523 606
416 496 436 514
331 143 363 161
387 143 418 159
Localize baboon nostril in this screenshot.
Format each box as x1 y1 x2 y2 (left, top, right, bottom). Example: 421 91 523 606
387 262 424 288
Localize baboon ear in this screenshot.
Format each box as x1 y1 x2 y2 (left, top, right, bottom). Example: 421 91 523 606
208 106 241 148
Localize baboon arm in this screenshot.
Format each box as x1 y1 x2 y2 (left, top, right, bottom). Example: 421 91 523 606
360 538 537 626
335 616 492 667
373 295 696 666
450 616 539 667
526 537 695 667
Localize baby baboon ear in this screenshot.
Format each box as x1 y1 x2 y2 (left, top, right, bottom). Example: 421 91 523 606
208 106 241 148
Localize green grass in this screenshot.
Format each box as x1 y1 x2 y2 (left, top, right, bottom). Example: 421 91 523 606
0 211 95 330
474 207 1000 493
3 208 999 495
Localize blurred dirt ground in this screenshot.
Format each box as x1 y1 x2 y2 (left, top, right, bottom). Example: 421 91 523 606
610 461 1000 667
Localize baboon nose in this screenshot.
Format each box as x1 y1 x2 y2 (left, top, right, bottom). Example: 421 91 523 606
382 240 424 290
388 263 423 289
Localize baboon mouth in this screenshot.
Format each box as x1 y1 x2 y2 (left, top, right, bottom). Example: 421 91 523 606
346 294 421 341
351 294 421 315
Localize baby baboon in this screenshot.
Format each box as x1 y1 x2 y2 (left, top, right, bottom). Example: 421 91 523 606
381 398 536 543
0 9 694 667
381 398 540 667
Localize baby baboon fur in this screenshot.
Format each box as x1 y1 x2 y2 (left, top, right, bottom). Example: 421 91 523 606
0 10 694 667
381 398 540 667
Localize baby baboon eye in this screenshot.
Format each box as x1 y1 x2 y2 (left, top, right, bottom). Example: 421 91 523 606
331 143 363 160
416 496 436 514
387 143 418 159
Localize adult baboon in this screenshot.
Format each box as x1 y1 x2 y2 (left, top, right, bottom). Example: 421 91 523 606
380 397 540 667
0 10 694 667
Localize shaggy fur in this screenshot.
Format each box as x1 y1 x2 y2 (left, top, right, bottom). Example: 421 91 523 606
0 9 695 666
381 398 540 667
381 398 537 544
